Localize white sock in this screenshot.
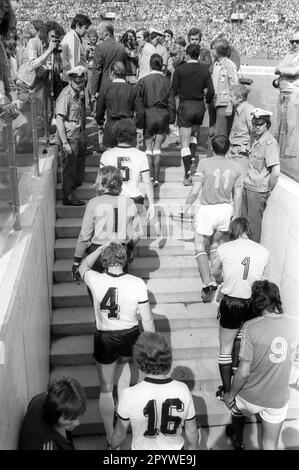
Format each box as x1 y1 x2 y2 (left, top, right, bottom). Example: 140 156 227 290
99 392 114 444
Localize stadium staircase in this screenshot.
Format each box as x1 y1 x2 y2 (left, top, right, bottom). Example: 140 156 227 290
50 120 299 450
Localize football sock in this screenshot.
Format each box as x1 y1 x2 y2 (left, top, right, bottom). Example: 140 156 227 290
218 354 233 393
231 407 246 445
232 329 242 373
195 251 211 286
181 147 191 177
99 392 114 444
153 150 161 182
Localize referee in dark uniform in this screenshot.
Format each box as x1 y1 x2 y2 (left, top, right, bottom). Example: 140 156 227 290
172 44 214 185
96 61 143 148
136 53 176 186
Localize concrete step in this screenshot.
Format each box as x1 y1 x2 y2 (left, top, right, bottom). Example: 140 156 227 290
67 151 182 167
56 182 192 201
70 388 299 437
54 238 196 259
51 354 221 396
57 166 184 184
73 418 299 450
53 256 200 282
51 303 218 336
50 326 218 366
52 277 204 308
55 217 195 240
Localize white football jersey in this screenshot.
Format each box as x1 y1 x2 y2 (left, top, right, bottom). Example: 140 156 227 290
117 377 196 450
98 146 149 198
83 271 148 331
217 238 269 299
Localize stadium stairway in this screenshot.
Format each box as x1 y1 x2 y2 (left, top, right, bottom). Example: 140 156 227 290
50 119 299 450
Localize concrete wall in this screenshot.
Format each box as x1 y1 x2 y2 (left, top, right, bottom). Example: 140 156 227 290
262 174 299 318
0 149 57 450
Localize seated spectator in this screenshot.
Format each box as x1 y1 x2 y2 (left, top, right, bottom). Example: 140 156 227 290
18 377 86 450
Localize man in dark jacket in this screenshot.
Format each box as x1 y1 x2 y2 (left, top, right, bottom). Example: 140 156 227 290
91 22 127 105
136 53 175 186
18 377 86 450
96 61 143 148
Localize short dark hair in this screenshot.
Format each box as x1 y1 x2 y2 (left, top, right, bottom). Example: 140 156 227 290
188 27 202 41
215 39 230 57
97 165 123 195
211 134 230 155
115 118 136 145
109 61 126 79
104 22 114 37
164 29 173 39
133 332 172 375
251 280 283 317
229 217 253 241
71 14 92 30
186 43 200 60
100 242 127 269
31 19 44 32
120 29 136 46
42 377 86 426
150 53 163 71
176 36 186 48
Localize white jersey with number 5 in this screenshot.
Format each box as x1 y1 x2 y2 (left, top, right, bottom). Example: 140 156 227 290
98 146 149 198
217 238 269 299
117 377 196 450
83 270 149 331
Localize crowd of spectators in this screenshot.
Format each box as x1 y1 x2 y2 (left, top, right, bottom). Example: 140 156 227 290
15 0 299 58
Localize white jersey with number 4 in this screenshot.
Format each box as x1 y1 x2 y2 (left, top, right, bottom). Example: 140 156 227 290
99 146 149 198
83 271 148 331
217 238 269 299
117 377 196 450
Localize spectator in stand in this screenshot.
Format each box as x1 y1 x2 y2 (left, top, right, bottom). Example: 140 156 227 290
96 61 143 149
120 29 138 84
136 28 156 80
61 13 91 84
91 22 127 103
210 38 239 138
136 53 176 186
18 377 86 450
187 27 212 67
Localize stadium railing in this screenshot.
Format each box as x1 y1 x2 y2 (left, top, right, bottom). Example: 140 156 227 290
0 83 51 251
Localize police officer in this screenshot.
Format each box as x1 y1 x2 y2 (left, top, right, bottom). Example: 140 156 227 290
56 66 87 206
241 108 280 242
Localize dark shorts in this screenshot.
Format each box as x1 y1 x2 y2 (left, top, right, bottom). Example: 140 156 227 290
219 295 252 330
144 107 170 138
94 325 140 364
177 100 205 128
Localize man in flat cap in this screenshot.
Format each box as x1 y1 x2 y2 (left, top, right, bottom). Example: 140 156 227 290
56 66 87 206
241 108 280 242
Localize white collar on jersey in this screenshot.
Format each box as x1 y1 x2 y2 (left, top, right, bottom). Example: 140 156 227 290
112 79 126 83
150 70 164 75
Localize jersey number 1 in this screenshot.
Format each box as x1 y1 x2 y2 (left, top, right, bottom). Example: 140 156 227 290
100 288 120 319
241 257 250 280
143 399 184 437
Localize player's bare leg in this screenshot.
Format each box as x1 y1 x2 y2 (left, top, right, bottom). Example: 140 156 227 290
96 360 118 446
190 126 199 174
145 136 154 180
194 232 217 303
210 230 225 284
261 419 283 450
179 126 193 185
114 358 131 401
152 133 164 186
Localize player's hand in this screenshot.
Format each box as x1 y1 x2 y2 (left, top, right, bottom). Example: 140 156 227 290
2 102 19 117
223 392 235 409
62 142 72 156
147 204 155 221
48 39 59 53
72 261 81 284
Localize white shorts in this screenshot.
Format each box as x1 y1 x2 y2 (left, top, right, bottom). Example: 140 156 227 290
195 203 233 236
235 394 289 424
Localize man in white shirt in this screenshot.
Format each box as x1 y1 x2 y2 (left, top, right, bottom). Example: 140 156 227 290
136 29 156 80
